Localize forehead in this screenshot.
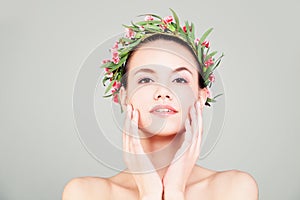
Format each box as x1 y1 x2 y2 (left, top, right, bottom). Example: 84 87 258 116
127 40 199 74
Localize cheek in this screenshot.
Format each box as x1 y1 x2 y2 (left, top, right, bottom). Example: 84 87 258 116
171 85 198 109
126 86 154 128
127 85 153 107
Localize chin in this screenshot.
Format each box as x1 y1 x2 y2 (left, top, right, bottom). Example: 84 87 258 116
139 116 184 137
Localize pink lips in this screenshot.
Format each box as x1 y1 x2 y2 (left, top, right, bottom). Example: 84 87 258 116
150 104 178 117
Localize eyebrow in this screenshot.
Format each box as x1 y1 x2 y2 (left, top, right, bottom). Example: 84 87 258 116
174 67 193 75
134 66 193 75
134 68 156 75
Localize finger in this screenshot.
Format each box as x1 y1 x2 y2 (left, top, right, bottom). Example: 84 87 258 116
179 118 192 154
132 108 139 136
190 102 198 143
195 100 203 149
184 118 192 144
129 108 144 155
128 104 133 119
131 109 143 154
123 105 132 152
124 104 131 135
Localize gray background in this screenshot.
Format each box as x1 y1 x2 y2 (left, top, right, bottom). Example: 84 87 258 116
1 0 299 199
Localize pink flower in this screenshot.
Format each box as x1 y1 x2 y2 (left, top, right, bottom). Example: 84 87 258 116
111 48 120 64
182 25 192 33
112 41 118 49
205 58 214 67
194 38 200 46
111 88 119 103
125 28 135 38
159 24 167 31
145 15 154 21
112 50 118 58
113 93 119 103
163 15 173 24
209 73 215 82
113 81 121 90
201 40 210 48
102 59 110 64
112 56 120 64
139 26 145 31
207 88 212 98
104 68 113 78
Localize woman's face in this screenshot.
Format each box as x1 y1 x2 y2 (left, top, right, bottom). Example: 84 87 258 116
121 40 203 136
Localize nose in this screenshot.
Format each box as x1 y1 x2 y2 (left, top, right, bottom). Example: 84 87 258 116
153 86 173 101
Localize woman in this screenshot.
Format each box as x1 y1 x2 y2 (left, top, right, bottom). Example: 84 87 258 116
63 10 258 200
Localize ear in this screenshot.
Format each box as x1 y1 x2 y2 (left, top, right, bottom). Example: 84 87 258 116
119 86 127 111
198 87 209 108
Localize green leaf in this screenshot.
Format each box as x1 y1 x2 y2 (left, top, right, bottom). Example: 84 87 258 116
184 21 191 35
119 48 130 58
213 93 223 99
100 61 112 69
190 22 195 41
167 23 176 32
135 20 162 27
137 13 163 20
200 27 213 44
184 21 192 43
135 32 143 39
205 51 218 61
130 21 142 29
178 27 186 38
103 93 113 98
144 24 162 32
126 38 142 48
110 55 128 71
169 8 180 32
204 66 213 80
104 79 115 94
204 79 210 86
119 37 132 43
122 24 140 32
197 46 204 64
102 76 110 86
206 97 216 103
210 53 224 71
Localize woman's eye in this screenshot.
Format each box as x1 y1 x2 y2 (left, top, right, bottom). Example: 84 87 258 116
173 78 188 83
138 77 153 84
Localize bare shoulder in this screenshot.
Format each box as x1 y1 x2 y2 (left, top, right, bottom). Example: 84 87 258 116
62 176 111 200
211 169 259 200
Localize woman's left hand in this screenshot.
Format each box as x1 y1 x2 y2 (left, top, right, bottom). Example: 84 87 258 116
162 100 203 198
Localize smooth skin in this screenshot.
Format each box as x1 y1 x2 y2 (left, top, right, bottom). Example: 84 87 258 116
62 40 259 200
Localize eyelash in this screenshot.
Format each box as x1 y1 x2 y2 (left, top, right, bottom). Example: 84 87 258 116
138 77 153 84
173 77 188 83
137 77 188 84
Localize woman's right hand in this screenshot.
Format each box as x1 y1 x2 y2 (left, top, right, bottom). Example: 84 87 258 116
123 104 163 200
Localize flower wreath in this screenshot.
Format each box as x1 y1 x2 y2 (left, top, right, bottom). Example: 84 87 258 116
100 8 224 111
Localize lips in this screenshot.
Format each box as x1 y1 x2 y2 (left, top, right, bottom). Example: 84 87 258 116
150 104 178 116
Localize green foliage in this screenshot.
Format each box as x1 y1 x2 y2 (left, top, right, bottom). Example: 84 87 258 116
100 8 224 106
